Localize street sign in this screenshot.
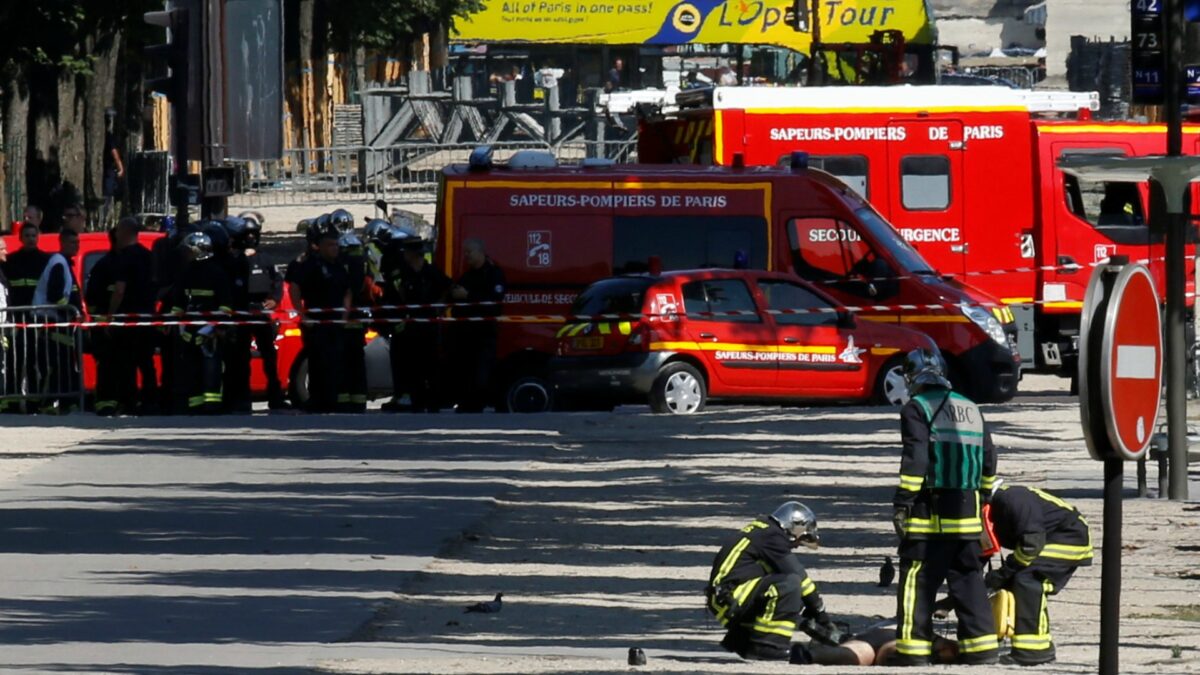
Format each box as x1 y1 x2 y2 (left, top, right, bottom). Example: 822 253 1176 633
1080 263 1163 461
1132 0 1166 104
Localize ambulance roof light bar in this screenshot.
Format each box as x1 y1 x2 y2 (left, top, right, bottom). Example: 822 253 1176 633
468 146 493 171
703 85 1101 114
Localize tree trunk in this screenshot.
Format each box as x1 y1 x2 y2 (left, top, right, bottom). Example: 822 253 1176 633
311 0 329 152
84 30 123 225
297 0 315 151
3 64 30 225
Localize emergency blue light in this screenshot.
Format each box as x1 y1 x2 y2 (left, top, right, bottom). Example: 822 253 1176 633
468 146 493 170
790 151 809 171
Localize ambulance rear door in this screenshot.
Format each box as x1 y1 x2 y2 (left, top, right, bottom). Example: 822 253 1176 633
885 119 967 276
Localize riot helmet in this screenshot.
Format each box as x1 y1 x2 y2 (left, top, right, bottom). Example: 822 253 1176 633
381 224 422 249
329 208 355 233
238 210 265 228
222 216 250 249
241 215 263 249
770 501 819 550
202 220 230 254
903 347 951 395
181 231 214 262
364 218 390 244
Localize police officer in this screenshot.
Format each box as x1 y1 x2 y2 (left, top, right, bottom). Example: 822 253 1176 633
449 238 505 412
1 222 50 412
337 231 368 413
0 238 9 409
217 218 252 413
378 224 421 411
33 229 82 413
151 216 197 414
85 229 121 416
296 221 350 413
892 347 999 666
985 482 1092 666
707 502 834 661
284 218 323 329
169 231 232 414
240 213 287 409
393 233 450 412
109 217 158 414
363 218 390 286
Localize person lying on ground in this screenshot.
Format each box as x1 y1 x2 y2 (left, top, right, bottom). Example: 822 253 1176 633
790 619 960 666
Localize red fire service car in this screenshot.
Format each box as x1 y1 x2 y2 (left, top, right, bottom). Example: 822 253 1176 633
637 85 1197 377
550 269 936 413
435 148 1019 411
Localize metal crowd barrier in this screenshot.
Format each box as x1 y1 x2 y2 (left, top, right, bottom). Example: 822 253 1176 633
0 305 85 414
226 138 641 209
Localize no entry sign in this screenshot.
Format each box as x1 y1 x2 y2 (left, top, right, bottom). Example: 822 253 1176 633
1081 263 1163 461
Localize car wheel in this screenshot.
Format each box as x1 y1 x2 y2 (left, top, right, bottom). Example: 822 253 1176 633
649 362 706 414
505 375 553 413
873 357 908 406
288 355 310 408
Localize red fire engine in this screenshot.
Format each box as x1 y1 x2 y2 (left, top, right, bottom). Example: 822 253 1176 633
637 85 1198 375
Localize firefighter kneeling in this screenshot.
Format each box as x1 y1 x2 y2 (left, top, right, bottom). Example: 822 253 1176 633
706 502 835 661
985 482 1092 666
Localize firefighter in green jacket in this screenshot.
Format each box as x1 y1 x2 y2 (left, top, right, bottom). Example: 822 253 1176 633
986 482 1093 666
892 348 999 666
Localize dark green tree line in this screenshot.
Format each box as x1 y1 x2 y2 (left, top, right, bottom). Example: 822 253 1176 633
0 0 481 226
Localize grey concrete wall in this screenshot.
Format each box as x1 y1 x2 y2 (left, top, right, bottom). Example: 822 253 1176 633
1043 0 1128 81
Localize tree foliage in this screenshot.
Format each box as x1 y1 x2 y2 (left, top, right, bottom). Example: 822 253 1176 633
326 0 484 50
0 1 161 75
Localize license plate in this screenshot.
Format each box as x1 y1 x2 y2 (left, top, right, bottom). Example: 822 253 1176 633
572 336 604 350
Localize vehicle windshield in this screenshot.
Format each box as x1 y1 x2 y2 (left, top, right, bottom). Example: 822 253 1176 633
854 207 937 275
571 277 655 315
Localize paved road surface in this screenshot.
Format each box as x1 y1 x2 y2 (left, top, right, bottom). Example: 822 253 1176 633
0 415 561 673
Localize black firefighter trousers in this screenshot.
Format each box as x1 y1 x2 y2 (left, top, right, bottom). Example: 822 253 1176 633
896 539 998 666
1008 564 1078 663
714 573 805 658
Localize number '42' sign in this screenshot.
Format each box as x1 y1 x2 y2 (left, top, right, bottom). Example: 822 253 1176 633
1135 0 1161 14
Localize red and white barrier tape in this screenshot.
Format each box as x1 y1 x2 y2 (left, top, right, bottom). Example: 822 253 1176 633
6 292 1198 330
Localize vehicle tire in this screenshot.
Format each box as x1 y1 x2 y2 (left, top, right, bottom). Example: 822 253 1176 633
649 362 706 414
873 356 908 406
504 375 554 413
288 355 310 408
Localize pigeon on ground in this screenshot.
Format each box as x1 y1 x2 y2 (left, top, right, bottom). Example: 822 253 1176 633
877 556 895 587
465 592 503 613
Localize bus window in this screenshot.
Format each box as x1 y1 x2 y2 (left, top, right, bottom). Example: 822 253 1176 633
787 217 853 280
1059 148 1151 245
900 155 951 210
776 154 869 197
787 216 897 299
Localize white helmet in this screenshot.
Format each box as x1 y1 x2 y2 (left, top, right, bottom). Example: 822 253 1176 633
771 501 819 550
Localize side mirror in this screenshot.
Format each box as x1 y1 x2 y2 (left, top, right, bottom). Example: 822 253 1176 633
837 311 855 329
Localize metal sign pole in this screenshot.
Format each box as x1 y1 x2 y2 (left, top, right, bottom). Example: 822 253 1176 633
1100 458 1123 675
1165 0 1191 501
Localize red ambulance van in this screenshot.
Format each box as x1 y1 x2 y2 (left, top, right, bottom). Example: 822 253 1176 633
435 149 1019 410
637 85 1197 376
